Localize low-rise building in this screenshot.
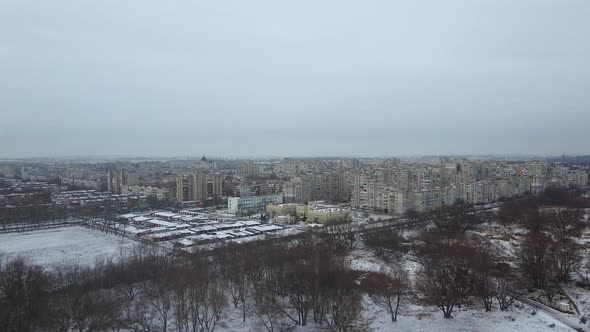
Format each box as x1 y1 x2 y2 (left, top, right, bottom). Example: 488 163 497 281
267 202 351 224
228 194 283 214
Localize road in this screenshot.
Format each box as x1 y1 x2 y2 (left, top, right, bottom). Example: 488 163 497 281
518 296 587 332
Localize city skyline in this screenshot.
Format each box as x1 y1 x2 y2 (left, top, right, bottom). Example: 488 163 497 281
3 1 590 330
0 152 585 161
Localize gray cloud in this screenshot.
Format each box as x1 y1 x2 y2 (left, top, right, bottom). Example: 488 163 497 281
1 0 589 157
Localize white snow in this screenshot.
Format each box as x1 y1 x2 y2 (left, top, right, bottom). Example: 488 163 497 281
0 226 138 268
346 248 387 273
364 296 572 332
213 297 573 332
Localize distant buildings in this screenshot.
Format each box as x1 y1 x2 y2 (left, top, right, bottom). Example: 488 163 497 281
121 185 170 200
2 155 588 220
106 170 124 194
52 190 148 210
63 178 102 190
106 170 140 194
175 171 223 202
283 172 347 203
345 158 589 215
238 162 260 176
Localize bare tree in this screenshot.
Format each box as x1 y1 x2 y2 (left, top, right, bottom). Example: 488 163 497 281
322 225 359 252
48 262 104 332
493 278 518 311
0 257 49 332
218 243 253 323
548 208 585 243
187 271 226 332
549 239 581 283
416 234 474 318
127 293 158 332
470 241 498 312
251 290 289 332
430 202 478 236
102 290 127 332
322 289 364 332
363 227 406 257
320 268 366 332
172 273 191 332
143 278 173 332
405 208 421 223
497 196 539 225
370 268 409 322
542 279 559 303
517 231 552 289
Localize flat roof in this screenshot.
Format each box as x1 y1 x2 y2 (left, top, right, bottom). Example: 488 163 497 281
194 234 217 241
145 219 176 227
237 220 261 226
190 225 218 232
153 211 178 218
251 225 283 232
149 226 168 233
149 230 193 239
227 230 254 237
214 232 235 239
132 216 152 222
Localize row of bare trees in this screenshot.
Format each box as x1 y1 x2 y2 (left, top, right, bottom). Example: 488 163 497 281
412 231 520 318
1 231 414 332
408 193 588 315
517 208 586 303
365 201 525 319
213 235 374 331
0 243 227 332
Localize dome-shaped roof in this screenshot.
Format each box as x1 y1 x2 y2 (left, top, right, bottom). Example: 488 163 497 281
201 154 208 162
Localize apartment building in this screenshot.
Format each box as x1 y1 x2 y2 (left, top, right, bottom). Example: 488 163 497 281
175 171 222 202
238 162 260 176
122 185 170 200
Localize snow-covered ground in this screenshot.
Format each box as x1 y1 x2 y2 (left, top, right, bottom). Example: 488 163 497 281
213 296 572 332
0 222 582 331
346 247 388 273
564 284 590 317
367 299 571 332
339 236 576 332
0 226 138 268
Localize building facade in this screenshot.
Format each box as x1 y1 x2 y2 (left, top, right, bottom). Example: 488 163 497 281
228 194 283 214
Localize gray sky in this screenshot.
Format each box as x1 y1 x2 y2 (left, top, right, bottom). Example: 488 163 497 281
1 0 589 158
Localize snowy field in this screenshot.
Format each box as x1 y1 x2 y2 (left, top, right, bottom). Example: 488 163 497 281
366 301 571 332
214 299 571 332
0 226 138 268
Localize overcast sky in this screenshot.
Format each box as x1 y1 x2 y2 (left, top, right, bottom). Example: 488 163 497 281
1 1 589 158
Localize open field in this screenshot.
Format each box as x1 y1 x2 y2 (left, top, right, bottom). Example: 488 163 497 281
0 226 138 267
216 285 571 332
